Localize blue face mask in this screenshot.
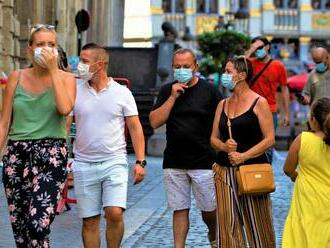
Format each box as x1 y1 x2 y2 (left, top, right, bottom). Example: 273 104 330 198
315 62 328 73
221 73 236 90
255 48 267 59
174 68 193 83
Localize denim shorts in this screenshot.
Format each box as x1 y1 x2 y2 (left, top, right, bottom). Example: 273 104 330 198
163 169 216 212
72 159 128 218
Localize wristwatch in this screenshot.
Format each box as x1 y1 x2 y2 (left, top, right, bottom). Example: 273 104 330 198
136 159 147 168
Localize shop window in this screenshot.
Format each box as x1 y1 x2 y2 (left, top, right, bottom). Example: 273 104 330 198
197 0 218 13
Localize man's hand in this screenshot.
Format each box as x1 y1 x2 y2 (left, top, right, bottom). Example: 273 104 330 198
171 83 188 99
132 164 145 185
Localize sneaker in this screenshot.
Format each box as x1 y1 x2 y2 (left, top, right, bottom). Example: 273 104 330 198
208 232 217 248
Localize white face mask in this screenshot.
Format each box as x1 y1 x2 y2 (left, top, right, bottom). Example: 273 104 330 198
34 47 58 68
77 62 94 81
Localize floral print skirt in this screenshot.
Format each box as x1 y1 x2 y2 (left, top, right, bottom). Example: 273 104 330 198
2 138 68 248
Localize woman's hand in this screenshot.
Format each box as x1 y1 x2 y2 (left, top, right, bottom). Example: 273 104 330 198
224 138 237 153
42 47 58 72
228 151 246 166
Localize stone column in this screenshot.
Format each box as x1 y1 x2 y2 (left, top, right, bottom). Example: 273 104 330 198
107 0 124 46
185 0 195 36
299 37 311 62
299 0 312 43
262 0 275 34
218 0 226 16
248 0 262 37
150 0 164 42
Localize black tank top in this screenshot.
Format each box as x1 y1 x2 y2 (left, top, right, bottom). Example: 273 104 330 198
215 97 269 167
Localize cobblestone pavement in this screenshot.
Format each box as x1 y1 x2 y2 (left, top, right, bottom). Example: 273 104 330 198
0 151 293 248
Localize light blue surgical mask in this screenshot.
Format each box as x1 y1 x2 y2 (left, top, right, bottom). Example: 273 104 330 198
174 68 193 83
255 48 267 59
221 73 236 90
315 62 328 73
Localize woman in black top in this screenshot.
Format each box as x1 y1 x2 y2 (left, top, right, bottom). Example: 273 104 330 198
210 56 275 248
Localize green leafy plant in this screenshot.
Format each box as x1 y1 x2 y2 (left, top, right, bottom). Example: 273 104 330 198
197 30 251 75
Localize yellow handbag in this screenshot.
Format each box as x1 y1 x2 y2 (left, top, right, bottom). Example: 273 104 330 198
226 100 276 195
236 163 275 195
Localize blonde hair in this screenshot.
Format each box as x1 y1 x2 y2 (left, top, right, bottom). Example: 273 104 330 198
28 24 57 46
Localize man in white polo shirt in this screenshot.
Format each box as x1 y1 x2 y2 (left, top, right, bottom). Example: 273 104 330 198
69 43 146 248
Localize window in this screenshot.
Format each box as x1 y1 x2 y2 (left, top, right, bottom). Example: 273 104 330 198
162 0 185 13
162 0 171 13
274 0 298 8
196 0 218 14
312 0 330 9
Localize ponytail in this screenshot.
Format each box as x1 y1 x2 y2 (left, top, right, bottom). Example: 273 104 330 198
324 112 330 146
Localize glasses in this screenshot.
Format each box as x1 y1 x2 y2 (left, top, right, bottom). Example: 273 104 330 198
256 45 265 50
30 24 55 35
234 55 248 75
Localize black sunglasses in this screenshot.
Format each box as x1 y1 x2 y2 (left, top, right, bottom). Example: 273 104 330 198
256 45 265 50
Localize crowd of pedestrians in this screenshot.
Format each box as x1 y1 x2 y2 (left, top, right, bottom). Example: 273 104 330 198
1 24 330 248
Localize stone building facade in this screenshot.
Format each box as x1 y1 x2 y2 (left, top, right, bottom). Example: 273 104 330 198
0 0 124 75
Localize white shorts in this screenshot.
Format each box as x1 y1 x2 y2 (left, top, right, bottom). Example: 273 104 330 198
72 159 128 218
163 169 216 212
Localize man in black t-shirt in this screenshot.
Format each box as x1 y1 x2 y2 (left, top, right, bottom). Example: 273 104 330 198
149 48 222 247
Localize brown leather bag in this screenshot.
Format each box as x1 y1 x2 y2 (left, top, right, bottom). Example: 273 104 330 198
236 163 275 195
226 99 276 196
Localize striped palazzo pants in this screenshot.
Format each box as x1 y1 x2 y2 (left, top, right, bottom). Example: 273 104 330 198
213 164 275 248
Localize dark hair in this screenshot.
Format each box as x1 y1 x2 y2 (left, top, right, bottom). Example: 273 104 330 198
81 43 104 50
227 56 254 84
172 48 197 64
310 97 330 145
57 45 68 70
251 36 271 52
81 43 109 64
251 36 270 46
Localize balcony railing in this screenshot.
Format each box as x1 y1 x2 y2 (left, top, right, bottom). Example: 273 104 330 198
274 8 299 31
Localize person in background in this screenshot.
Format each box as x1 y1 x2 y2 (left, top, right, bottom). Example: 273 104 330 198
211 56 275 247
1 24 76 247
70 43 145 248
245 36 290 162
282 97 330 247
299 46 330 105
149 48 221 248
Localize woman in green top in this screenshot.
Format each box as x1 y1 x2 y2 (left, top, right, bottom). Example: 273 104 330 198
1 24 76 248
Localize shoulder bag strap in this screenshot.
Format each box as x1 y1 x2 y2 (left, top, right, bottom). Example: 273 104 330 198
226 99 233 139
250 59 273 86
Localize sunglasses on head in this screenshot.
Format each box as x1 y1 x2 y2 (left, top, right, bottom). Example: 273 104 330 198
234 55 248 75
30 24 55 35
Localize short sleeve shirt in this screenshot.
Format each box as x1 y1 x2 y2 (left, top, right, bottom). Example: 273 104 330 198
73 78 138 162
303 69 330 104
152 78 222 170
250 58 287 112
